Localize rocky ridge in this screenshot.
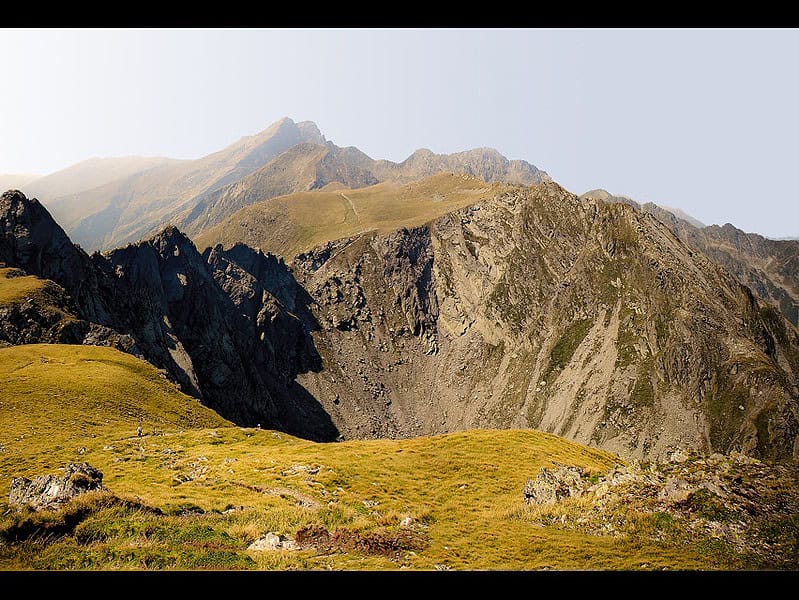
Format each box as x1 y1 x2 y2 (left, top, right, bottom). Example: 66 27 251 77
0 189 335 439
293 182 799 460
2 183 799 461
9 463 105 511
521 448 799 568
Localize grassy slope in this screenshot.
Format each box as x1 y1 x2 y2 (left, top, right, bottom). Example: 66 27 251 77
0 344 732 570
0 344 228 482
0 268 48 305
195 173 511 259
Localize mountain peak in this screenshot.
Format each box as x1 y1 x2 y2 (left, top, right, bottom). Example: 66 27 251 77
2 188 35 207
150 224 196 252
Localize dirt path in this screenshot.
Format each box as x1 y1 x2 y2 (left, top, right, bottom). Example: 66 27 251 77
340 193 360 220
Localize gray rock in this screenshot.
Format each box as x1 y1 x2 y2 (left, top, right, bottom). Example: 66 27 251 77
8 463 104 510
523 465 587 505
657 477 697 505
400 516 415 528
248 532 299 551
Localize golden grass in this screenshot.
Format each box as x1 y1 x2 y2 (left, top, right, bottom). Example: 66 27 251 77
0 344 228 484
195 173 513 259
0 268 47 306
0 343 743 570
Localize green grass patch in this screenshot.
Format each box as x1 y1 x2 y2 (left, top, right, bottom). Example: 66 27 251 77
544 318 592 379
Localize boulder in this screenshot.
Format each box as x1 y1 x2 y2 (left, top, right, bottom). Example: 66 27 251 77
8 463 104 510
523 465 587 505
248 532 300 551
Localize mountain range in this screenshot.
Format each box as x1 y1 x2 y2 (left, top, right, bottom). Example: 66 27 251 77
1 117 799 464
14 117 548 252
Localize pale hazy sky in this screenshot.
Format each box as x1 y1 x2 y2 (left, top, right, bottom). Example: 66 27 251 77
2 28 798 237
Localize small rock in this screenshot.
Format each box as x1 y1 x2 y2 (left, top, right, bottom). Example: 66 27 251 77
248 532 300 551
400 516 415 528
248 533 282 551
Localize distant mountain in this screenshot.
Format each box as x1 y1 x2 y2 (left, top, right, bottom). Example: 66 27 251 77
372 147 547 186
178 141 379 237
21 118 548 251
194 173 512 259
660 205 706 229
18 118 325 251
581 190 705 228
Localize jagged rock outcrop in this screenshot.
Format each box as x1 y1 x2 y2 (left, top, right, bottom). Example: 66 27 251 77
9 463 105 510
0 189 95 301
523 465 588 505
0 190 336 439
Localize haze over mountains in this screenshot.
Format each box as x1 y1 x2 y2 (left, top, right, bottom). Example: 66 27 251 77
10 118 548 252
2 117 799 463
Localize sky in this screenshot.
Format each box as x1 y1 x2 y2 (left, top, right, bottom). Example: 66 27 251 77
1 28 798 238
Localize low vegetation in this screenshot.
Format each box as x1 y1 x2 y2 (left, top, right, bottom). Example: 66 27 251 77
195 173 511 259
0 268 47 306
0 343 793 570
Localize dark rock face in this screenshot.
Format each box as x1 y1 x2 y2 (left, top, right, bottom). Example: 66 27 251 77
0 190 337 440
9 463 104 510
0 190 89 293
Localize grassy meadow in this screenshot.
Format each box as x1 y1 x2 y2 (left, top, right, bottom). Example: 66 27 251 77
195 173 511 259
0 343 758 570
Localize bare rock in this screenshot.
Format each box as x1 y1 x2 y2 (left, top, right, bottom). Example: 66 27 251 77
248 532 300 551
523 465 587 505
8 463 104 510
658 477 697 505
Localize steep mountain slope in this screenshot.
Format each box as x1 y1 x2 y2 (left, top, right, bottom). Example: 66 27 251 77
636 203 799 328
22 118 324 251
178 142 379 237
659 205 705 228
291 182 799 461
194 174 513 259
0 174 39 191
22 157 178 210
582 191 799 329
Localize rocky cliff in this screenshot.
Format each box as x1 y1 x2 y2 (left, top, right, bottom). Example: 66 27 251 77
3 185 799 462
293 182 799 461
